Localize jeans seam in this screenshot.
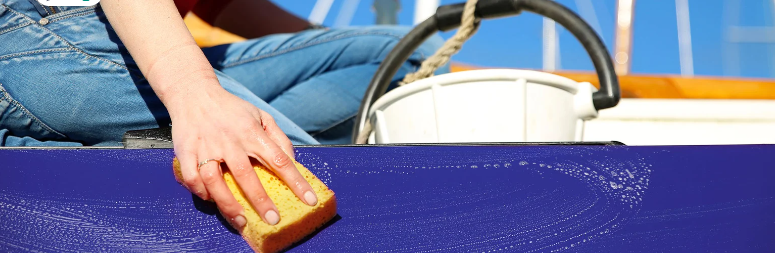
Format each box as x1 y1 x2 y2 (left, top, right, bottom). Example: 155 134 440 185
47 6 97 23
3 5 129 71
48 10 95 23
42 4 51 16
0 48 73 61
0 20 33 36
222 31 408 68
0 83 69 139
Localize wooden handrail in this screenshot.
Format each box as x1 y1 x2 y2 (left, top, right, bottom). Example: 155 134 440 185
451 65 775 100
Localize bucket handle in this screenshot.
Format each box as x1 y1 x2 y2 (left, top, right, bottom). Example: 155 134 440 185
352 0 621 143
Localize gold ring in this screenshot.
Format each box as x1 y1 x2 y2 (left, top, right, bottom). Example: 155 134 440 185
198 159 221 170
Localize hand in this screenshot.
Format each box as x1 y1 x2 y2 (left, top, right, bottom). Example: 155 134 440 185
167 81 318 230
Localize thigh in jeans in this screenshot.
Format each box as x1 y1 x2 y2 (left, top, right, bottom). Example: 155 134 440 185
0 3 317 146
0 3 168 146
205 26 447 102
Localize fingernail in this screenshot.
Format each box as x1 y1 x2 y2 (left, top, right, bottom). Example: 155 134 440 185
265 210 279 225
232 215 247 230
304 191 318 206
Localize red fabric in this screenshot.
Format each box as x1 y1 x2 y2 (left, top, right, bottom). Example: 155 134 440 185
173 0 198 18
174 0 232 24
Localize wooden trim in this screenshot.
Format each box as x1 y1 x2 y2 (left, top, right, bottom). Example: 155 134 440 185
450 65 775 99
183 13 247 48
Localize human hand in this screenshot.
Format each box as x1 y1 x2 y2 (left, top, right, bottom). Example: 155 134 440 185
166 82 318 230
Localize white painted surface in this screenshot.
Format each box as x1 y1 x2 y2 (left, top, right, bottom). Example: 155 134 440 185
583 99 775 145
414 0 440 25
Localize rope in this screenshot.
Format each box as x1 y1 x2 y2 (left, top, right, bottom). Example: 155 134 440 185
356 0 480 144
356 120 373 144
401 0 480 84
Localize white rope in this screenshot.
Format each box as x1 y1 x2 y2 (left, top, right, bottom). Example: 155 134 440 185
402 0 479 84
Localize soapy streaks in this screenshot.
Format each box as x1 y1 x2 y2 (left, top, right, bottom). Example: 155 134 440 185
290 146 651 253
0 190 248 252
1 146 773 252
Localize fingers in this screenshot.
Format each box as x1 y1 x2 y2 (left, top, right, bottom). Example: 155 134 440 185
174 142 209 200
222 146 280 226
199 159 248 230
245 124 318 207
258 111 295 159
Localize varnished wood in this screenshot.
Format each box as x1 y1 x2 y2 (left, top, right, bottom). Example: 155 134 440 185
450 65 775 99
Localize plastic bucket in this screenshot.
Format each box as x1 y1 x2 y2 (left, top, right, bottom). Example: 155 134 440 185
366 69 599 143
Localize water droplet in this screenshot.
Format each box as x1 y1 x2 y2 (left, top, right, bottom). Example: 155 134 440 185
625 169 634 178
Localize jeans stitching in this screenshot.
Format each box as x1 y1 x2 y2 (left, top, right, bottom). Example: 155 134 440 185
0 48 73 61
42 5 51 16
47 6 97 23
49 10 95 23
3 6 129 71
222 31 407 68
0 83 69 139
0 21 33 36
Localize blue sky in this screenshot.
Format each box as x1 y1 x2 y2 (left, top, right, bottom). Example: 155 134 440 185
275 0 775 79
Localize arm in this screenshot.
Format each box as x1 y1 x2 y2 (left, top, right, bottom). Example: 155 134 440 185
102 0 213 99
193 0 312 39
100 0 318 229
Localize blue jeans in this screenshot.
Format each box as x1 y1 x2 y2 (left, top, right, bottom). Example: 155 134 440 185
0 1 448 146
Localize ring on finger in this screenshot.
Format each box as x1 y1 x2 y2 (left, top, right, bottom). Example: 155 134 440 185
198 158 222 170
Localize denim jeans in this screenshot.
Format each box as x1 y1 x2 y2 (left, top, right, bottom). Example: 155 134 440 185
0 1 448 146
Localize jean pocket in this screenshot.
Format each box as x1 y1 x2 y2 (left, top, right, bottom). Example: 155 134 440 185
0 5 35 37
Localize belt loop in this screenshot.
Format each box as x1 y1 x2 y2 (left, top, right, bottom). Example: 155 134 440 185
27 0 52 18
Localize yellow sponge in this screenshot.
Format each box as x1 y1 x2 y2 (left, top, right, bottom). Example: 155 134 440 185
173 158 337 253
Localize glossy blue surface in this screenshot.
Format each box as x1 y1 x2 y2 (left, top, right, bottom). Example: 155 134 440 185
0 145 773 252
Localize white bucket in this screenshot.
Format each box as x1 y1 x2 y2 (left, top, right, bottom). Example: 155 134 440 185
365 69 600 144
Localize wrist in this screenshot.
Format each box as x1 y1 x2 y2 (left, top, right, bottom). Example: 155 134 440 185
162 75 227 117
143 44 222 109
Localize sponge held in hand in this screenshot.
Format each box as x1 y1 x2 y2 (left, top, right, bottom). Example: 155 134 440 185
173 158 337 253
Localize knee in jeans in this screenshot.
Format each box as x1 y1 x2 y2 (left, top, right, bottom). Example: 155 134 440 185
378 26 445 58
361 26 450 74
